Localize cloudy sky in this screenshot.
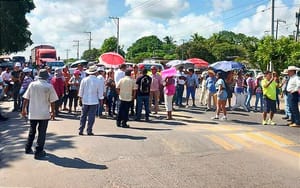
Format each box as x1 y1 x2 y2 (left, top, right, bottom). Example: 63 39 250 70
15 0 299 60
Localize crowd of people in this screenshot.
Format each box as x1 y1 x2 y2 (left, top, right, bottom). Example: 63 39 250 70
0 61 299 159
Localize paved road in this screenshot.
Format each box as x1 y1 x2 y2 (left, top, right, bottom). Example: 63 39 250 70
0 100 300 188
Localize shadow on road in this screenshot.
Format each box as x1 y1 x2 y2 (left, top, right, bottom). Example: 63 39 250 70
45 153 107 170
231 119 260 125
96 134 147 140
129 127 172 131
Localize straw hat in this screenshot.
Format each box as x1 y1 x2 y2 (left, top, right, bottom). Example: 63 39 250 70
85 65 98 74
281 69 288 75
287 66 299 71
207 69 215 75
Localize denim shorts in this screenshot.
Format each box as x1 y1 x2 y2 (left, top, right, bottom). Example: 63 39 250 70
217 90 228 101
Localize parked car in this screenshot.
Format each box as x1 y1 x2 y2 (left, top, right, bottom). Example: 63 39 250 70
0 56 14 70
137 59 164 72
68 60 88 75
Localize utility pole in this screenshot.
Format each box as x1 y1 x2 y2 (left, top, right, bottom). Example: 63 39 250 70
296 9 300 42
109 16 120 54
271 0 275 39
275 19 286 40
180 39 186 61
84 31 92 50
73 40 80 60
65 49 70 61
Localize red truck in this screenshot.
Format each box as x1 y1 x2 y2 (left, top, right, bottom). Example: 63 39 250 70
31 45 57 66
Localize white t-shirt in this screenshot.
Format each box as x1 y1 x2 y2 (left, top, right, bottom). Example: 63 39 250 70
23 79 58 120
114 69 125 85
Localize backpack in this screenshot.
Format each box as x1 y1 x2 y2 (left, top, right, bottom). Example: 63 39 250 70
140 76 150 94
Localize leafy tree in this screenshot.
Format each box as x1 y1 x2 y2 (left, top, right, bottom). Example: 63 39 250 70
187 41 215 63
190 33 206 43
212 43 246 61
255 36 299 73
126 35 163 63
0 0 35 54
81 48 100 61
99 36 125 57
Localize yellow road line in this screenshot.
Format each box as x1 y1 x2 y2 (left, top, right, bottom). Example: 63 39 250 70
246 133 300 158
206 135 235 151
260 131 296 146
226 134 252 148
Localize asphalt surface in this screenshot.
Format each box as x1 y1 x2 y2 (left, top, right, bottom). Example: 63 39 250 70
0 98 300 188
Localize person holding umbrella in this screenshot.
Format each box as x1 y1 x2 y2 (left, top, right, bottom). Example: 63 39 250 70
163 75 176 120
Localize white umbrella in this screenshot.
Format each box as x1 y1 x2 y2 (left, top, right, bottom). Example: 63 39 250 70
166 60 192 68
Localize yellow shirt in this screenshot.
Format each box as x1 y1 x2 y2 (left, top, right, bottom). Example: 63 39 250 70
116 76 136 101
261 78 277 100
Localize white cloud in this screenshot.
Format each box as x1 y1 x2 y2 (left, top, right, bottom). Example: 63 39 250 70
211 0 233 16
232 0 297 38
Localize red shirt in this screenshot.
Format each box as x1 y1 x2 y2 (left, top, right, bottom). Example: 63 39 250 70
51 77 65 97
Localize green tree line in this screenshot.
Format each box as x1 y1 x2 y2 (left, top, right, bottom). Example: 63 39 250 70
1 0 299 74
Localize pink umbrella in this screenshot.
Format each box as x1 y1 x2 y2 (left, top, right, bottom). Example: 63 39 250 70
99 52 125 68
187 58 209 68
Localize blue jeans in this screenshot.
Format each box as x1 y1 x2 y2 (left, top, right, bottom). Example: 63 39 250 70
107 93 117 115
186 86 196 100
245 88 253 108
79 104 97 134
255 92 263 112
175 85 184 105
136 95 150 120
284 94 291 118
288 92 300 124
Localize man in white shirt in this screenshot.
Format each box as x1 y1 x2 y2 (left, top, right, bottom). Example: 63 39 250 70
22 69 58 159
286 66 300 127
114 64 126 84
78 65 104 135
96 67 106 117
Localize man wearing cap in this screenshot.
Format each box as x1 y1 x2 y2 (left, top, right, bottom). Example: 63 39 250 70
286 66 300 127
116 69 136 128
11 62 23 111
149 66 162 114
78 65 104 135
280 69 291 121
22 69 58 159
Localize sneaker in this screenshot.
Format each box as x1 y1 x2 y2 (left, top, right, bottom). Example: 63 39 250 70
268 119 276 125
262 120 267 125
211 116 219 120
222 116 227 120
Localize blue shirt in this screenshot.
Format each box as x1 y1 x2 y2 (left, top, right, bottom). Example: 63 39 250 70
206 76 217 93
186 73 199 87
